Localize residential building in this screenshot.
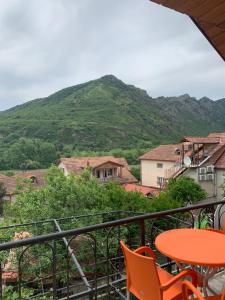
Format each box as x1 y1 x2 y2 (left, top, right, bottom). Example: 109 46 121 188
140 144 185 189
58 156 137 184
140 133 225 200
0 170 46 202
123 183 160 197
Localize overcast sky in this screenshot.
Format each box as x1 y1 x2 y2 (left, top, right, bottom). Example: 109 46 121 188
0 0 225 111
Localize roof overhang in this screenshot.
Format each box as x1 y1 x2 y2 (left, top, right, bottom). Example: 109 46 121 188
93 160 124 170
150 0 225 62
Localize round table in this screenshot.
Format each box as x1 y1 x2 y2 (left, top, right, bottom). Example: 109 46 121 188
155 228 225 267
155 228 225 295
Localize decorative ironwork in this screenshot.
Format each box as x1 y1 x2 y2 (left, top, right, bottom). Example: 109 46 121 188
0 200 224 299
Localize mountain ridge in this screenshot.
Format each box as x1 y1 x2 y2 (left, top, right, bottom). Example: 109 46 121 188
0 75 225 152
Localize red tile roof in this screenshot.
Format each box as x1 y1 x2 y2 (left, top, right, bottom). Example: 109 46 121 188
60 156 138 183
123 183 160 196
60 156 124 169
208 133 225 142
0 170 46 196
140 144 181 162
181 137 220 144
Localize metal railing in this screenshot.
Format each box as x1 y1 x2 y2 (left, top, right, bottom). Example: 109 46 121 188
0 200 224 299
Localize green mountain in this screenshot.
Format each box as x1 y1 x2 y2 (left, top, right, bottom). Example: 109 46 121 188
0 75 225 151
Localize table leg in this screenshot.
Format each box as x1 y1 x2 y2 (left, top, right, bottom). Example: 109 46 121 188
202 267 219 296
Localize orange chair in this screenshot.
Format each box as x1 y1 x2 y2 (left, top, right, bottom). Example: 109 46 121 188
120 241 198 300
182 280 225 300
206 217 225 234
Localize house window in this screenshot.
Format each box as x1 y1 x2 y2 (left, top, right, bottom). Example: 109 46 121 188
96 170 101 178
157 176 165 186
157 163 163 168
107 169 113 177
30 176 37 183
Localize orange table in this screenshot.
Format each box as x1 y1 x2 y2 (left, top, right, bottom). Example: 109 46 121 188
155 228 225 294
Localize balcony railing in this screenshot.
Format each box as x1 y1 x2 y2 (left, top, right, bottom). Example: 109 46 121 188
0 200 224 299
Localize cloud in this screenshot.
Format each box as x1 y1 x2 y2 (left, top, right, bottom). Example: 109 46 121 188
0 0 224 111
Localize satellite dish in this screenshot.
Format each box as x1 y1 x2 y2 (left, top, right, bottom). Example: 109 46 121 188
183 156 191 167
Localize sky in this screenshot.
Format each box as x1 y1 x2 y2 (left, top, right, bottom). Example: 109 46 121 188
0 0 225 111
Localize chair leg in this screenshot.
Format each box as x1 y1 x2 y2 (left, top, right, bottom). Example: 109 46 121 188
127 290 131 300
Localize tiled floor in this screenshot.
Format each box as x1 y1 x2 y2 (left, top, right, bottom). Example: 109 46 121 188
208 270 225 294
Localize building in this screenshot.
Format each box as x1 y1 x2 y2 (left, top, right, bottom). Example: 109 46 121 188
123 183 160 197
140 144 185 189
0 170 46 202
58 156 138 184
140 133 225 200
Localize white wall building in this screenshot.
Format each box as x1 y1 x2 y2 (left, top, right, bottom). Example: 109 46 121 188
140 133 225 200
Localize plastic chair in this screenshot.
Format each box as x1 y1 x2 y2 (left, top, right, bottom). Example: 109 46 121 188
120 241 198 300
212 211 225 231
182 280 225 300
206 217 225 234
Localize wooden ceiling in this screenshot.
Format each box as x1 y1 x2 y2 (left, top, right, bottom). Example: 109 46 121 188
150 0 225 61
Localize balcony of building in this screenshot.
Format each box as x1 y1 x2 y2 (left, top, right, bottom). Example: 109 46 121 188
0 200 224 299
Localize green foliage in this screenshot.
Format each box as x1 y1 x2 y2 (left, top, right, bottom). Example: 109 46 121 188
6 166 150 223
151 176 206 211
167 176 207 204
130 165 140 181
0 138 58 170
0 75 224 171
3 286 53 300
71 148 150 165
3 170 15 176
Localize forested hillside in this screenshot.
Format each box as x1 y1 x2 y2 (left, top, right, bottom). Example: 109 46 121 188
0 75 224 169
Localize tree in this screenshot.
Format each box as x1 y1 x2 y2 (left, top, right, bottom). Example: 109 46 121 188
6 166 151 224
4 138 58 170
130 165 140 181
151 176 206 212
167 176 207 205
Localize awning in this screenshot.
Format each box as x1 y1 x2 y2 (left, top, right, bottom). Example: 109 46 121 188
150 0 225 62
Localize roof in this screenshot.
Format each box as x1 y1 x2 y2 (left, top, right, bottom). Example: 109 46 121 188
150 0 225 62
60 156 138 183
0 170 46 196
181 137 220 144
0 175 17 195
140 133 225 169
207 144 225 169
140 144 181 162
60 156 124 169
123 183 160 196
208 132 225 141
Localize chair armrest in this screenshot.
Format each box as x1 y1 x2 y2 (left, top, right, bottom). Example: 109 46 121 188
160 269 198 292
182 280 204 300
134 246 156 260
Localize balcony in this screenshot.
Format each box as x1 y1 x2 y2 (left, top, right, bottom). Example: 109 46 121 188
0 200 224 299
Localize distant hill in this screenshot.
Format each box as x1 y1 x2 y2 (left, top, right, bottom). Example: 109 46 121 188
0 75 225 151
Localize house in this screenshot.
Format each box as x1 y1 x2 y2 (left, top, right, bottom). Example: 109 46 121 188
58 156 138 184
140 144 185 189
0 170 46 202
140 133 225 200
123 183 160 197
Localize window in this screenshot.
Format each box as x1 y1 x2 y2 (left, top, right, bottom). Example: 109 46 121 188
157 163 163 168
107 169 113 177
30 176 37 183
96 170 101 178
157 176 165 187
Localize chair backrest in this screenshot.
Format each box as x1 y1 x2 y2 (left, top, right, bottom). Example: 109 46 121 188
120 241 161 300
182 280 225 300
214 204 225 232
